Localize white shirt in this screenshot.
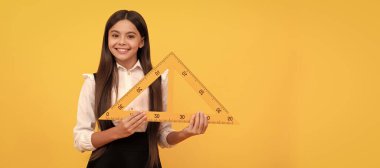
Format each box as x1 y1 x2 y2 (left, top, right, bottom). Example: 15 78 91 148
73 60 174 152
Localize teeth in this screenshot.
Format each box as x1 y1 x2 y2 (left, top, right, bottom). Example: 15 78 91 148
117 48 127 52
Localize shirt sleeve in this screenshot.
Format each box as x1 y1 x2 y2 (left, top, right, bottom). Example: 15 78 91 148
73 74 97 152
158 70 176 148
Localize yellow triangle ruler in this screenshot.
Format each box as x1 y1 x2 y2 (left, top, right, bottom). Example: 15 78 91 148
99 52 237 124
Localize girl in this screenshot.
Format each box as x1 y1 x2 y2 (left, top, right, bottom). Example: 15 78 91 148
73 10 208 168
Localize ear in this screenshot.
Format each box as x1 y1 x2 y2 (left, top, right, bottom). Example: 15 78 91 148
139 37 145 48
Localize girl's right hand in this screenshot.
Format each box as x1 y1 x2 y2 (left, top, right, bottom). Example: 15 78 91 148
114 111 147 139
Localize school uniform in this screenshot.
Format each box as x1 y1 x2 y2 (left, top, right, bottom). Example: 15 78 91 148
73 60 174 167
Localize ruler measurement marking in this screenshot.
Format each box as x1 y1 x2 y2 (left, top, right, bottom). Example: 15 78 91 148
101 111 235 124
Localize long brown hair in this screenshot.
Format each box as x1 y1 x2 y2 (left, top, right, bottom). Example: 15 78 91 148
91 10 162 168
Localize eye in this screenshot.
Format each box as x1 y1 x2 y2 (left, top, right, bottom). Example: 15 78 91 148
111 34 119 38
127 35 135 39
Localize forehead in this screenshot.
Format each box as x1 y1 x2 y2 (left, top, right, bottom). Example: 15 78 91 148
109 19 139 34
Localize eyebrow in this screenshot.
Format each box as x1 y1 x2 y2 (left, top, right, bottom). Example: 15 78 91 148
109 30 137 35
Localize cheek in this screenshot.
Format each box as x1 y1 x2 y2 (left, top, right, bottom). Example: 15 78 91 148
133 40 143 49
108 39 116 49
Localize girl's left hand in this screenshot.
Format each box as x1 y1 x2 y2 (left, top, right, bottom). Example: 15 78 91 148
182 112 208 137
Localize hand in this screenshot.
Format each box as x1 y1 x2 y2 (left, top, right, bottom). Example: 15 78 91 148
114 111 147 139
182 112 208 137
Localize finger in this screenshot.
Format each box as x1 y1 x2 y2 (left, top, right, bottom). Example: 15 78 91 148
202 113 208 134
198 112 204 133
125 111 142 122
194 112 200 131
124 112 145 127
188 114 196 129
136 118 147 128
129 113 147 131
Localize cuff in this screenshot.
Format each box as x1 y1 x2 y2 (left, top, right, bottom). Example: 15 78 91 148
75 131 96 152
158 128 175 148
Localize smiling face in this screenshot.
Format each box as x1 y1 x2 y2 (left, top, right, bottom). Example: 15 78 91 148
108 19 144 69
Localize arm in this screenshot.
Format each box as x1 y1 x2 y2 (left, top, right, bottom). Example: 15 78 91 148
74 74 149 150
73 74 97 152
160 71 208 146
91 126 120 148
91 112 147 148
166 112 208 145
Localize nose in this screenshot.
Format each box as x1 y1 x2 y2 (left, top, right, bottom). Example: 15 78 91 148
118 36 127 45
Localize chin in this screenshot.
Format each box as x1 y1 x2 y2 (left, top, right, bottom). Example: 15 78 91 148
116 54 136 61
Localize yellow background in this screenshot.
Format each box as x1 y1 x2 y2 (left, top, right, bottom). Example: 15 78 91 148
1 0 379 167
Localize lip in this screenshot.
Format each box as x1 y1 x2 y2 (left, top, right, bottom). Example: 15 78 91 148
115 48 129 54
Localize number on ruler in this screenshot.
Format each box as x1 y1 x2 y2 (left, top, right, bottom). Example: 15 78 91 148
227 116 233 122
207 115 210 120
106 112 109 116
216 108 222 113
182 71 187 77
155 70 160 76
137 87 142 93
179 115 185 120
154 114 160 118
199 89 204 95
118 104 124 110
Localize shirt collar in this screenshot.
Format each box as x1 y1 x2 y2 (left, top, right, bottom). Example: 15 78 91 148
116 60 143 71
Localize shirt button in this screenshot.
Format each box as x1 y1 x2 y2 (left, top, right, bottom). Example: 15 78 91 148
127 71 131 76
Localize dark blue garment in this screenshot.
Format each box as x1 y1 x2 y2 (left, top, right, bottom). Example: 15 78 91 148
86 132 162 168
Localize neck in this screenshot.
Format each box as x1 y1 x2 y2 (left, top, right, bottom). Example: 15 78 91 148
116 57 138 70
